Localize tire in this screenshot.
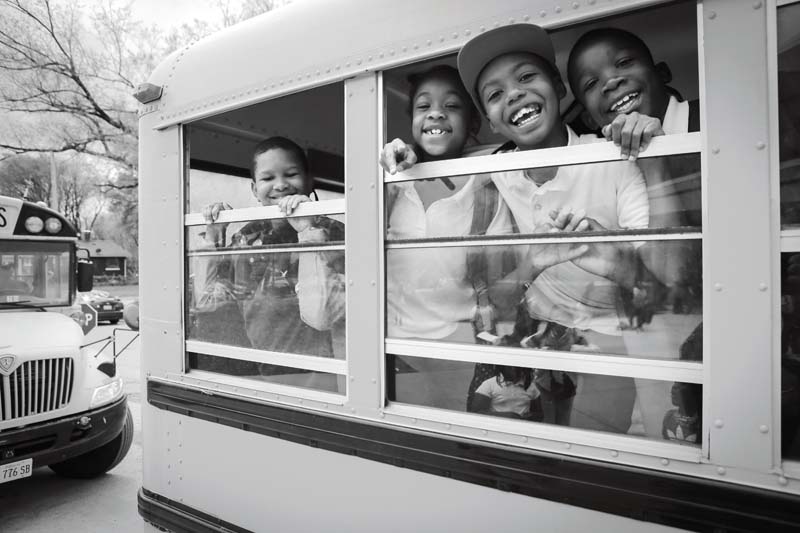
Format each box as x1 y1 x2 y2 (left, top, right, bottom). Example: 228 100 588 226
109 319 120 325
50 406 134 479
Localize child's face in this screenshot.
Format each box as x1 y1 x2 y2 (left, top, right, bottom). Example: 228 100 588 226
477 53 565 151
251 148 308 206
569 37 670 127
410 77 472 160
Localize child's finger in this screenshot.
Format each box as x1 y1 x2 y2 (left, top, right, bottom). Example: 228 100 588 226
628 120 646 160
640 120 663 152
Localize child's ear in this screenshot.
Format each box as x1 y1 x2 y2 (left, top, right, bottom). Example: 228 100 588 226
655 61 673 85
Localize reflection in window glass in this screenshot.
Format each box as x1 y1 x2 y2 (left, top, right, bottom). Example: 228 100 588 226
388 355 700 444
386 239 702 361
782 253 800 459
187 246 345 358
188 352 344 394
779 3 800 227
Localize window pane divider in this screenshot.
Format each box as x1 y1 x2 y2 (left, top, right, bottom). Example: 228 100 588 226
184 198 345 226
386 227 702 249
384 132 701 183
186 340 346 375
384 403 702 463
187 243 345 256
386 339 703 384
780 228 800 252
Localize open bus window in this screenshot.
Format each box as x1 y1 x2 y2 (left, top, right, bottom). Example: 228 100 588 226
184 82 347 387
388 354 700 445
778 2 800 228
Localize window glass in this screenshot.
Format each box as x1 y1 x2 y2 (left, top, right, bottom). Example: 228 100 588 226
386 238 702 361
189 352 344 394
778 2 800 228
184 83 346 387
0 242 71 306
388 355 700 444
782 252 800 459
187 248 345 358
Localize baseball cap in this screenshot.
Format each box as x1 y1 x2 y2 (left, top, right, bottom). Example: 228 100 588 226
457 24 557 111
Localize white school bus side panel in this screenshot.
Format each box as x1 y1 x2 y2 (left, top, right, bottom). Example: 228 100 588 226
701 0 775 472
158 411 680 533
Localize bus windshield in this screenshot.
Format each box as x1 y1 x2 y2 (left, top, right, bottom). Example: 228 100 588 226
0 241 72 307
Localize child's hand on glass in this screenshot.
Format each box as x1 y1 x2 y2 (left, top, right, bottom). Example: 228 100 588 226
202 202 232 246
277 194 312 233
601 111 664 161
525 208 590 272
380 138 418 174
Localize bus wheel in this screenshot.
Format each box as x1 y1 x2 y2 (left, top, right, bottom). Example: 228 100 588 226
50 406 134 479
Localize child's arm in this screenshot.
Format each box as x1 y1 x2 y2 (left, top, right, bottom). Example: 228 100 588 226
295 220 346 331
602 111 665 161
469 392 493 414
380 138 418 174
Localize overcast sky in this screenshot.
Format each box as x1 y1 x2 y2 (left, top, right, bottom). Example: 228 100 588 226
130 0 223 28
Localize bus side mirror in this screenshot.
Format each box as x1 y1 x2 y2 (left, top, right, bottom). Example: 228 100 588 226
123 300 140 331
77 260 94 292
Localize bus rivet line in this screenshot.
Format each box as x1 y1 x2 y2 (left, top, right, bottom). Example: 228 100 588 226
523 15 530 21
760 425 769 434
717 467 726 476
610 450 618 458
714 283 723 292
554 6 562 14
756 141 766 150
708 11 716 20
661 459 669 466
714 419 724 428
753 1 762 9
539 10 546 18
759 284 768 292
779 476 789 486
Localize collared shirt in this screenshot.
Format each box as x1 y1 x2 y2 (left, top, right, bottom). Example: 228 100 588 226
489 126 649 334
662 95 690 135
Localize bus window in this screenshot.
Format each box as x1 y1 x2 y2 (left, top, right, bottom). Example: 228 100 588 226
183 83 346 393
779 2 800 228
381 0 702 443
782 253 800 459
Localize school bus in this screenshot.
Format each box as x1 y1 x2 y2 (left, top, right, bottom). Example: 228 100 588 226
0 196 133 483
134 0 800 530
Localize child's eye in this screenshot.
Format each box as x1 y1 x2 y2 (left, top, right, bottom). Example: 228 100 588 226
444 102 462 109
583 78 598 91
415 102 430 110
484 90 501 103
519 72 536 83
616 57 633 68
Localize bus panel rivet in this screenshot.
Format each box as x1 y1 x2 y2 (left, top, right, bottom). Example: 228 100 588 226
717 467 726 476
521 436 528 443
483 429 488 435
760 425 769 434
555 6 562 14
446 423 452 429
611 450 618 458
756 141 766 150
572 2 579 9
380 411 385 418
708 11 716 19
779 476 789 486
349 280 354 286
661 458 669 466
371 280 376 286
540 10 546 17
759 283 768 292
714 419 724 428
714 283 723 292
564 443 571 449
712 147 720 154
753 1 762 9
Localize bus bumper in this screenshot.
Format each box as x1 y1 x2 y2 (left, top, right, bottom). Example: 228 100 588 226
0 396 128 469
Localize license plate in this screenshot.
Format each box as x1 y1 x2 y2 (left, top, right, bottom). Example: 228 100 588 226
0 458 33 484
103 305 112 310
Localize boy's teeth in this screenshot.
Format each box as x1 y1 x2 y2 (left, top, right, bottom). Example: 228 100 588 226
611 92 639 112
511 105 541 126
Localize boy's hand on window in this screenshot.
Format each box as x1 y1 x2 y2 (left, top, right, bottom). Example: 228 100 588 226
380 138 417 174
601 112 664 161
202 202 232 246
565 216 636 287
525 210 590 273
278 194 312 232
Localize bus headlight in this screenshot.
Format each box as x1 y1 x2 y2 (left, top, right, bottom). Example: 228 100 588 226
45 217 62 234
91 378 124 408
24 216 44 234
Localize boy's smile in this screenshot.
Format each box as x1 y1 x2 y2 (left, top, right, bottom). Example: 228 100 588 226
411 78 471 160
478 53 566 151
568 38 670 127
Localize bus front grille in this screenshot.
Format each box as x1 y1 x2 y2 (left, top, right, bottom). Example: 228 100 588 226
0 358 74 421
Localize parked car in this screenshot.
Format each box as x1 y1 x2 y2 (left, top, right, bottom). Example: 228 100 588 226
78 290 125 324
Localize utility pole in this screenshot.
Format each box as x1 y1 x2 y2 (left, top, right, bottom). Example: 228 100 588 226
50 152 59 210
